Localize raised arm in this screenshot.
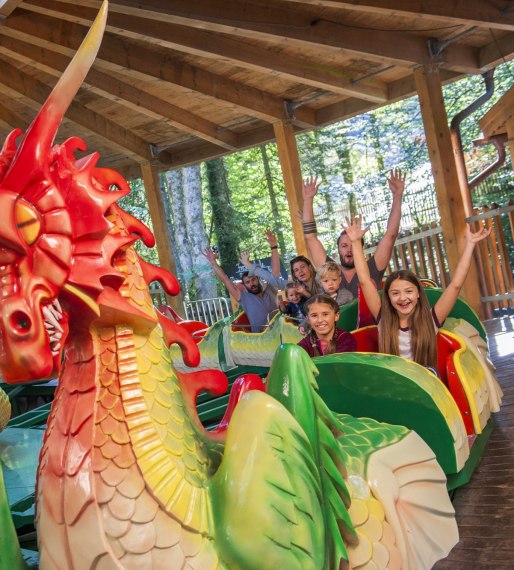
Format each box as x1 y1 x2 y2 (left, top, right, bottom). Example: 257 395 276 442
434 225 491 324
203 247 241 301
373 169 406 271
239 251 287 290
302 176 328 267
342 215 382 320
265 229 281 276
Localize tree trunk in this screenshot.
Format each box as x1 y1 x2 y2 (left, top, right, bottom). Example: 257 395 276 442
336 124 354 184
182 165 217 300
260 144 287 254
163 169 191 283
205 158 240 266
369 113 385 173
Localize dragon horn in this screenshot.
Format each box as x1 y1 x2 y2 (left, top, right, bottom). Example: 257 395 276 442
3 1 108 187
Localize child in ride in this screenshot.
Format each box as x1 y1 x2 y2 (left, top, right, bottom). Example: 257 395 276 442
298 294 357 357
317 261 353 307
343 215 491 369
279 282 307 321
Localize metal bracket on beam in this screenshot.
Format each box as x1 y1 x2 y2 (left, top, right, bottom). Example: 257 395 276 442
284 99 296 122
428 38 445 59
428 26 478 59
150 144 161 159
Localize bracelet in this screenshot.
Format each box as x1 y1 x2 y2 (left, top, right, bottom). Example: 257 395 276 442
270 245 278 250
303 220 317 235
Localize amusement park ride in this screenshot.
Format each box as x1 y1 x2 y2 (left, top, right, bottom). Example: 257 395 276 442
0 2 504 569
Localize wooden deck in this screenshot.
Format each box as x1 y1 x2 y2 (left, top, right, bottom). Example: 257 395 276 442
435 316 514 569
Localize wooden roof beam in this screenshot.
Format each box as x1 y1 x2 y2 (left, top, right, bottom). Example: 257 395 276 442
0 52 152 161
100 0 481 73
7 6 317 127
0 0 23 18
479 31 514 69
22 1 389 103
0 28 239 150
279 1 514 33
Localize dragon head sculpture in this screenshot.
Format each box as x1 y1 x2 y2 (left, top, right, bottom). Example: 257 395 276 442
0 1 180 383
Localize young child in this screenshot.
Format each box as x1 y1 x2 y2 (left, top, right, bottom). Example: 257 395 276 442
343 215 491 369
317 261 353 306
298 294 357 357
279 282 307 321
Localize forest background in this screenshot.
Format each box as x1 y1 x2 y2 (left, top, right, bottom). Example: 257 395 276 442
121 62 514 303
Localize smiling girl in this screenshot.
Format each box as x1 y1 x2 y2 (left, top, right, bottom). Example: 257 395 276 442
298 294 357 357
343 215 491 368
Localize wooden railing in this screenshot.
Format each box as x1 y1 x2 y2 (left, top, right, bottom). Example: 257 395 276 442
468 200 514 316
365 200 514 316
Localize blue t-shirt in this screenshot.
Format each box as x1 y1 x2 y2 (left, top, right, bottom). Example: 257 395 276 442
239 285 278 332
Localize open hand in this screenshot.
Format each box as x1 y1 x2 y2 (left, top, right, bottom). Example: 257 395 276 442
264 229 278 248
239 251 252 267
342 214 370 243
466 224 491 245
388 168 406 198
203 247 218 264
302 176 321 201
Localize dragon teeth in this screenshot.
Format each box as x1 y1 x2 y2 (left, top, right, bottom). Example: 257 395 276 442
43 306 63 333
52 298 62 315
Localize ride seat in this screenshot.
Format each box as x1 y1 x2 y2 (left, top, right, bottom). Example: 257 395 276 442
351 326 475 434
231 312 251 332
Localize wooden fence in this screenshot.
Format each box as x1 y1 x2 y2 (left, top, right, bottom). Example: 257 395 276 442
365 200 514 316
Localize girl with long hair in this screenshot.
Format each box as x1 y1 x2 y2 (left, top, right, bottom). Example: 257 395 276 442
298 294 357 357
343 215 491 369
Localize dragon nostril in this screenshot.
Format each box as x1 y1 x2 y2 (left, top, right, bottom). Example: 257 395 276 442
10 310 31 333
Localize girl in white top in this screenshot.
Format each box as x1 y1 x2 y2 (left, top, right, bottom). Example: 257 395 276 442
343 215 491 369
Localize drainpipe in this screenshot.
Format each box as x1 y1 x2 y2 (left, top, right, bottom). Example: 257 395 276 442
449 69 495 218
469 133 508 189
449 69 496 319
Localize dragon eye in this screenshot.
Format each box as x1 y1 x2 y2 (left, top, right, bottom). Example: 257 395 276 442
15 200 42 246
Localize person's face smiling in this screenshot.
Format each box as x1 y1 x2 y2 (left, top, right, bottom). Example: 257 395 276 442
307 302 339 340
387 278 420 321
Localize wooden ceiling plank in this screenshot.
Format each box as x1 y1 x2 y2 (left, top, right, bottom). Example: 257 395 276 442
479 31 514 69
21 1 390 102
4 7 318 127
0 52 152 160
278 0 514 33
97 0 481 72
0 28 239 150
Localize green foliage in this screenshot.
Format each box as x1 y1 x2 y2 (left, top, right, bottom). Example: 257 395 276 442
118 179 160 266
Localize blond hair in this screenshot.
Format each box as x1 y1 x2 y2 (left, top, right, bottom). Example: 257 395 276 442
317 261 342 280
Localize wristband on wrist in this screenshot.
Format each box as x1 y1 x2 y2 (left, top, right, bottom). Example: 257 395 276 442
270 245 278 249
303 221 317 235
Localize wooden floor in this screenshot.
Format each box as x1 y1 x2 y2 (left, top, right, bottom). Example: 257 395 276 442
435 316 514 569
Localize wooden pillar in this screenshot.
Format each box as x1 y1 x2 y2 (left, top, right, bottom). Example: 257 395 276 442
414 65 484 317
273 121 307 256
140 161 184 316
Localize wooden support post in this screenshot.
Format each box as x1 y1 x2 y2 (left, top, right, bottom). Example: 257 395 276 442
140 161 185 316
414 65 484 317
273 121 307 257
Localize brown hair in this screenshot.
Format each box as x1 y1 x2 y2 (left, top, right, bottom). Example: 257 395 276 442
290 255 320 293
379 270 437 368
304 294 341 356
